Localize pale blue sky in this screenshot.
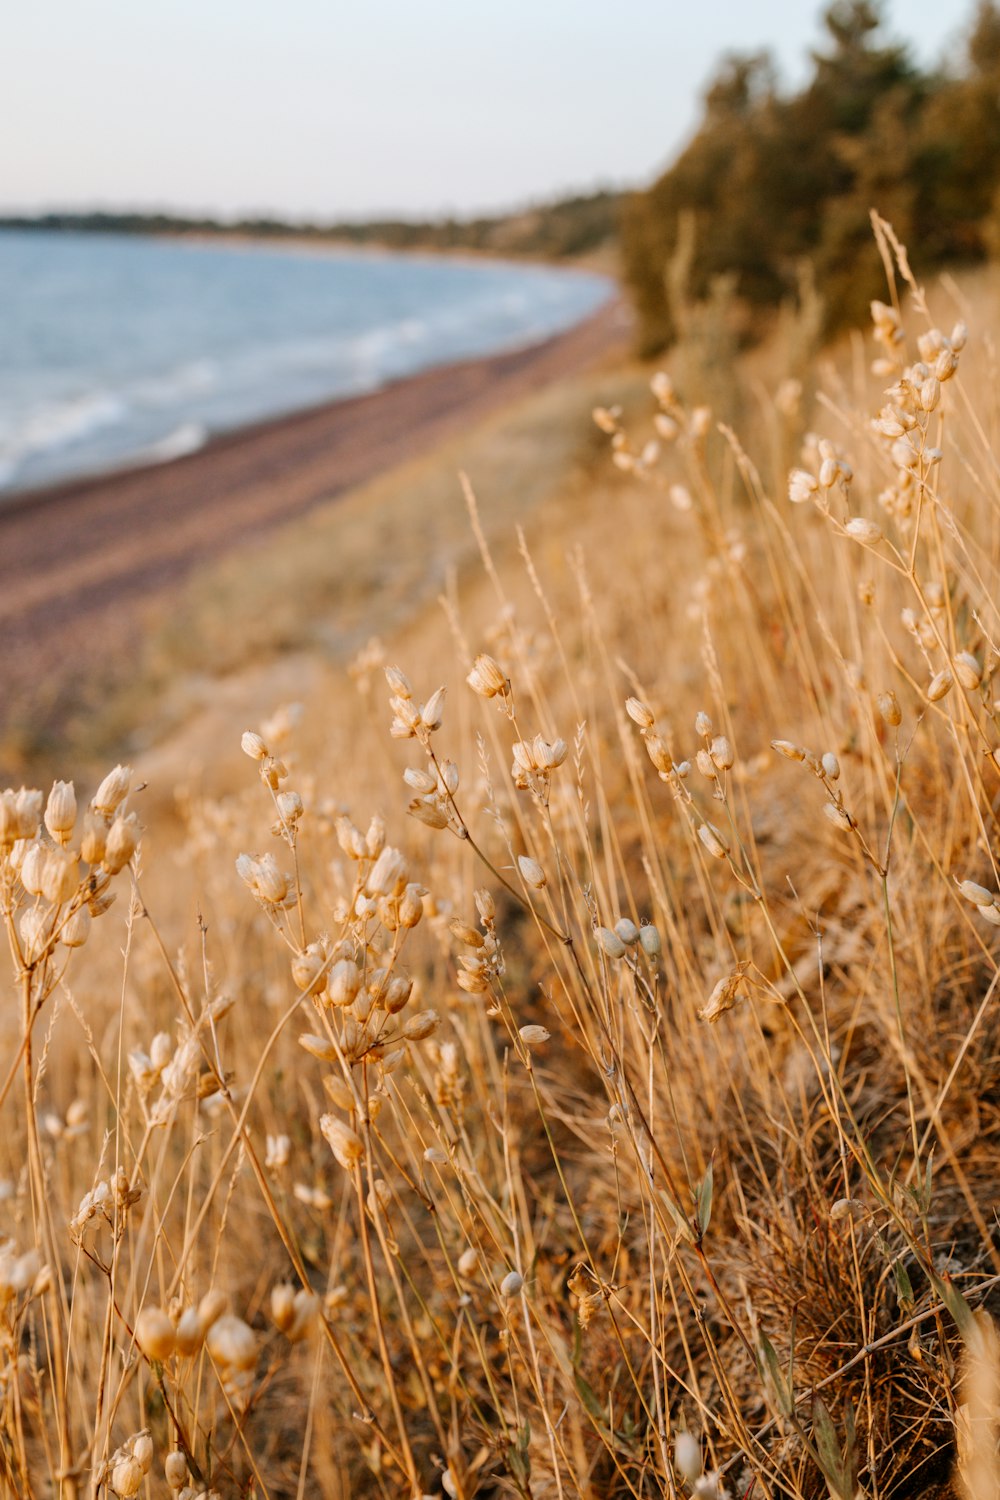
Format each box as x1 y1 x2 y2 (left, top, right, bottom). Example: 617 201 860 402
1 1 973 220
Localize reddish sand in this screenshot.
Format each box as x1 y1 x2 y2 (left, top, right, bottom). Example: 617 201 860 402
0 298 630 757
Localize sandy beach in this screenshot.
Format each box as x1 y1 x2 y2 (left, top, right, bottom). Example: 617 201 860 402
0 295 630 760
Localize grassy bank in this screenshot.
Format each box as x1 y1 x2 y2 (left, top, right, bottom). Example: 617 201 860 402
2 227 1000 1499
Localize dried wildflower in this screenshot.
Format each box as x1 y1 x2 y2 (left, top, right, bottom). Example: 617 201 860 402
697 822 728 859
596 926 626 960
519 1025 550 1045
710 735 734 771
467 653 508 697
92 764 131 816
845 517 883 546
457 1247 479 1278
320 1113 365 1169
788 468 819 504
639 924 661 957
771 739 806 762
164 1451 189 1490
500 1270 524 1297
134 1306 176 1362
823 802 853 832
103 813 141 875
821 752 841 780
675 1432 703 1483
44 780 76 845
625 696 655 729
265 1133 291 1169
700 968 748 1022
241 731 267 760
954 652 982 691
517 855 546 889
877 690 902 727
614 918 640 945
927 668 954 703
206 1313 256 1371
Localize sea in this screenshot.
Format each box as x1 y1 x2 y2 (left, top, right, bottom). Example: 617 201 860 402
0 229 611 495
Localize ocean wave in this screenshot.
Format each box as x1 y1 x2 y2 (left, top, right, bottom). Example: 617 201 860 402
132 359 219 408
138 422 207 464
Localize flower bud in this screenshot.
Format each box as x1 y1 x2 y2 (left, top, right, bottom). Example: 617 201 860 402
420 687 446 730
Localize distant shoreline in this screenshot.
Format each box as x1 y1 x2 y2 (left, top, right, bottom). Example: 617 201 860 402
0 294 631 758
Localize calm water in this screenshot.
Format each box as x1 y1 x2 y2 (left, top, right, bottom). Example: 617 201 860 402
0 230 611 493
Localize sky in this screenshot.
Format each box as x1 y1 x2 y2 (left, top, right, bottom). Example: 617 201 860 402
0 1 974 222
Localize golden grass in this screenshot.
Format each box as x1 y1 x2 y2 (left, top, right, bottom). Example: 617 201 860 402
2 221 1000 1500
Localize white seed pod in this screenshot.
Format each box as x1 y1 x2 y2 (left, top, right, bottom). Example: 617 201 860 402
276 790 303 824
517 855 546 889
927 669 954 703
845 517 883 546
639 924 661 957
533 735 568 770
457 1247 479 1279
788 468 819 504
823 802 853 832
821 752 841 781
958 880 994 907
196 1289 228 1334
240 731 267 761
595 926 626 960
134 1306 176 1363
403 766 437 794
877 691 902 727
298 1033 338 1063
709 735 734 771
19 842 47 896
614 918 640 946
697 823 728 859
384 665 412 698
291 946 327 996
953 652 982 691
978 904 1000 927
467 653 507 697
92 764 131 816
696 749 716 780
320 1114 365 1170
518 1025 551 1046
103 813 141 875
41 849 80 906
675 1431 702 1484
133 1433 154 1473
367 846 407 897
625 696 655 729
402 1010 439 1041
500 1271 524 1298
830 1198 866 1223
695 711 713 738
206 1314 256 1372
164 1451 189 1490
420 687 446 730
771 739 805 762
44 781 76 845
174 1307 202 1356
271 1283 296 1334
644 733 672 773
110 1456 144 1497
61 905 91 949
328 959 362 1007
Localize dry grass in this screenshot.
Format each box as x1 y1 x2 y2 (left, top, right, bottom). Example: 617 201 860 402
2 220 1000 1500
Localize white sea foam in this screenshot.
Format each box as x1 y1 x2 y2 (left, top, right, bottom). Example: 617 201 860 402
139 422 207 464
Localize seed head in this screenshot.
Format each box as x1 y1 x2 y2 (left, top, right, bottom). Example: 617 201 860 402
596 926 626 959
697 823 728 859
877 691 902 727
519 1025 551 1046
953 652 982 691
92 764 131 816
103 813 141 875
625 697 655 729
927 668 954 703
241 731 267 761
134 1306 176 1363
320 1113 365 1169
44 781 76 845
384 666 412 698
466 653 507 698
500 1271 524 1297
517 855 546 890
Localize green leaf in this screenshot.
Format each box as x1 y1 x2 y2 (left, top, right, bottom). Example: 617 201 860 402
893 1257 914 1312
812 1396 848 1499
756 1329 793 1417
659 1188 695 1244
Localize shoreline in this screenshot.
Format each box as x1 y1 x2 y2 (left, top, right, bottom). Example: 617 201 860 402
0 295 631 762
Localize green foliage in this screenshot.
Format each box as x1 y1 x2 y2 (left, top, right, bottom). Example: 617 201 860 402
622 0 1000 354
